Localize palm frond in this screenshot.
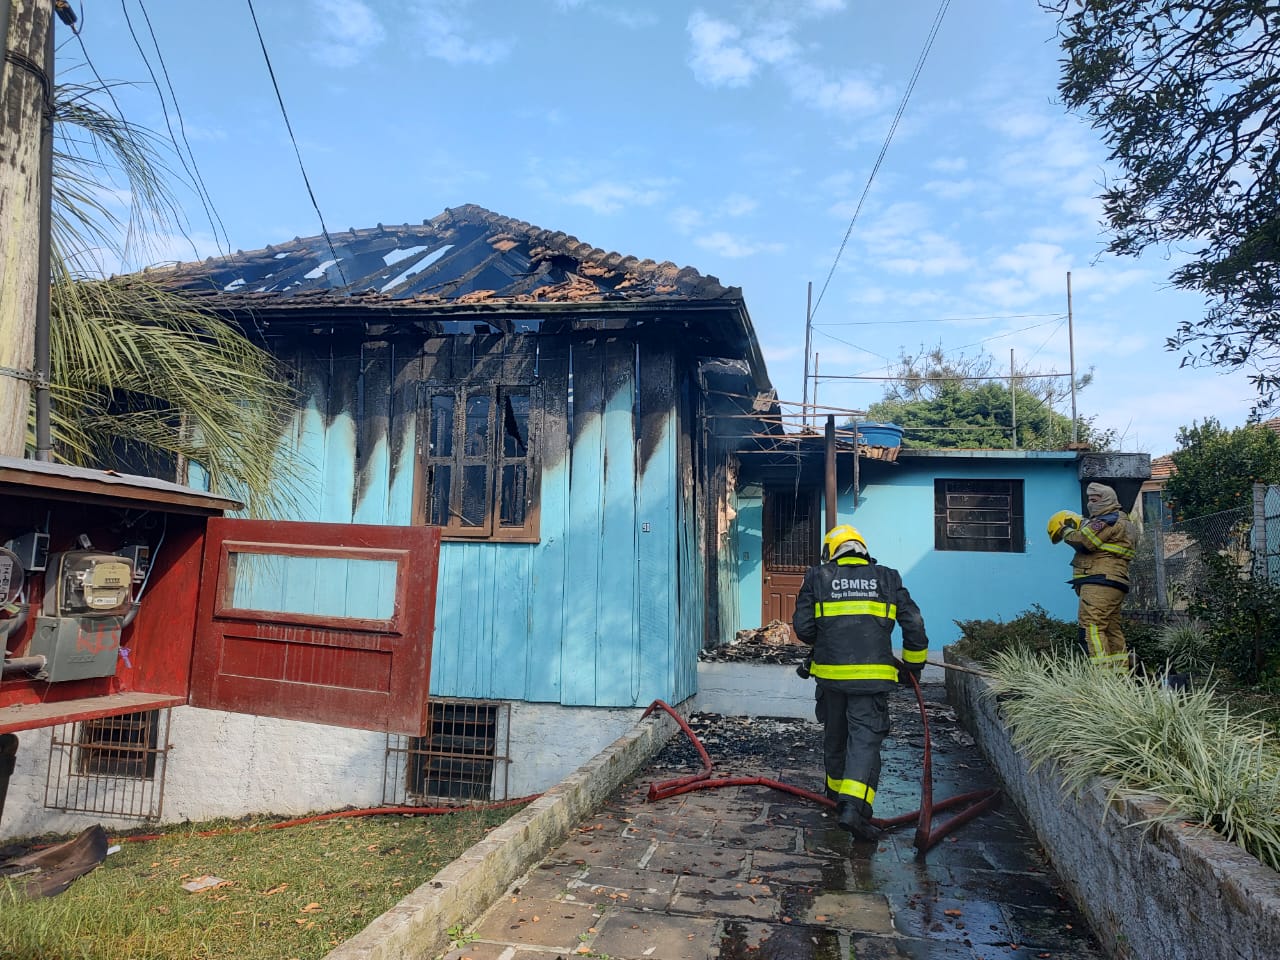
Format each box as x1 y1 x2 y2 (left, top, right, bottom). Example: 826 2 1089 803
48 272 305 517
34 80 302 518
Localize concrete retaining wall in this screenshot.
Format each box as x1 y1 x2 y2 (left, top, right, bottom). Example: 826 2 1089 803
944 649 1280 960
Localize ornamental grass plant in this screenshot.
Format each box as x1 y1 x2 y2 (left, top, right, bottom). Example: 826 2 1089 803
986 650 1280 871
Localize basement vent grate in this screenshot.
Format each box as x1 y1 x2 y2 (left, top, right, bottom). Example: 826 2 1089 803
44 709 170 820
383 699 509 805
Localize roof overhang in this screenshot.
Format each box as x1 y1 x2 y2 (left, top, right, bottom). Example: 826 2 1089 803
0 456 242 515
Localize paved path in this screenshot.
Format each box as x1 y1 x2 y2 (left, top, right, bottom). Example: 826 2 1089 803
441 683 1105 960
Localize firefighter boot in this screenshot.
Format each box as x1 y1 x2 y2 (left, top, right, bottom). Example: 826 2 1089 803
837 802 881 842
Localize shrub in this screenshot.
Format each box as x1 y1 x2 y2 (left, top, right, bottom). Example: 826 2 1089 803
951 605 1078 662
1119 617 1164 668
1156 621 1214 675
1183 552 1280 684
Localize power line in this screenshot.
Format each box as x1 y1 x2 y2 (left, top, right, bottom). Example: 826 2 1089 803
131 0 232 256
814 312 1063 327
244 0 349 287
63 10 198 265
815 372 1068 382
810 0 952 322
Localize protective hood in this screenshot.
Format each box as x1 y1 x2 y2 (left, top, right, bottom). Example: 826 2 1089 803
1086 482 1121 517
831 538 869 561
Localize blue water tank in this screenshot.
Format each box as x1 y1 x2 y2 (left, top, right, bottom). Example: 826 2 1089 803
855 422 904 447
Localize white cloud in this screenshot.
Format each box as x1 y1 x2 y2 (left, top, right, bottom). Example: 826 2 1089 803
687 12 758 87
685 6 885 117
695 231 785 258
414 1 512 65
782 61 883 114
669 207 703 234
310 0 384 67
931 157 967 173
972 242 1074 307
880 233 974 277
722 194 758 217
566 180 668 214
923 178 979 200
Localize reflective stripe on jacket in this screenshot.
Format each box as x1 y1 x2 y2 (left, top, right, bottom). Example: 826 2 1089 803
1064 510 1137 589
792 555 928 691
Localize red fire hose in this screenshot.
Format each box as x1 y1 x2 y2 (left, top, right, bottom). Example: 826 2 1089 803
642 671 1001 855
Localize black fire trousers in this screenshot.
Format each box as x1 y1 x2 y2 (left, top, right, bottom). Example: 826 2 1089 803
816 683 890 820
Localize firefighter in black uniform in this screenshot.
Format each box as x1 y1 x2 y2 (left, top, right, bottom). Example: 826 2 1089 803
793 524 929 840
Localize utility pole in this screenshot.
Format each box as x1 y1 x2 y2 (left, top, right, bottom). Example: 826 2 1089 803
1067 271 1078 445
1010 348 1017 449
802 281 812 430
0 0 55 458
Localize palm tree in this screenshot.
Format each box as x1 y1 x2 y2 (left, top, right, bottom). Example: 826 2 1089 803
42 81 297 517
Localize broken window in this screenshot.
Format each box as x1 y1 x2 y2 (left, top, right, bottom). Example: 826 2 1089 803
420 384 540 541
934 479 1025 553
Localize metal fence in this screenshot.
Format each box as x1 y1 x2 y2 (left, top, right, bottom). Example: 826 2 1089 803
1126 483 1280 613
1253 482 1280 583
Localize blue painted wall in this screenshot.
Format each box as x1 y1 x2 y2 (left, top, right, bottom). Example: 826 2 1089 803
736 452 1083 646
735 487 763 631
263 336 704 709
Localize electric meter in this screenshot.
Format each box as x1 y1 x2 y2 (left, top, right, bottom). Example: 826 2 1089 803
0 546 24 606
43 551 135 618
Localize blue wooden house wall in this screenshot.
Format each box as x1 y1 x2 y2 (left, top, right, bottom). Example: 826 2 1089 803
261 332 709 709
736 450 1085 644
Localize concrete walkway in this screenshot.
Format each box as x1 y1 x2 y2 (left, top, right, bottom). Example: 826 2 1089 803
438 683 1104 960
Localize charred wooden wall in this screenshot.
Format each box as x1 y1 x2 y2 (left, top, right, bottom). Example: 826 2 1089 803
261 330 712 708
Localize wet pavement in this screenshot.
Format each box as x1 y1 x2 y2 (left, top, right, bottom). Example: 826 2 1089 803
440 682 1105 960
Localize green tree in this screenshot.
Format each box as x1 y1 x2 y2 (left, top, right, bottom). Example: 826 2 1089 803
1164 418 1280 520
1044 1 1280 411
41 82 296 516
861 346 1114 450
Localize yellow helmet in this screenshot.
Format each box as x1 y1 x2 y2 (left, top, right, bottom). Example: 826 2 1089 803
1046 510 1082 544
821 524 867 561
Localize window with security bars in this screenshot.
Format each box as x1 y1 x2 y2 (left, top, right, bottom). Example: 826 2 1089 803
764 490 819 571
934 478 1025 552
45 710 170 820
383 699 510 805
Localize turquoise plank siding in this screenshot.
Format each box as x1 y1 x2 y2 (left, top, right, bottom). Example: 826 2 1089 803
636 352 678 703
735 490 763 631
561 343 607 705
269 337 701 708
597 343 640 704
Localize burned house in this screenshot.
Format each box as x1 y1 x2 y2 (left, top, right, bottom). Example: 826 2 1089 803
0 205 774 833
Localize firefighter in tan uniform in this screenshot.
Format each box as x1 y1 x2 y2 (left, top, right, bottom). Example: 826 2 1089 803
1047 482 1137 670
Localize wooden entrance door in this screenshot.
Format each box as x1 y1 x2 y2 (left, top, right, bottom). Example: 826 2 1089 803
761 490 820 636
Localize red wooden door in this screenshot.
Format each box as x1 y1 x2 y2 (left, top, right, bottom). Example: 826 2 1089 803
191 519 439 736
762 490 819 639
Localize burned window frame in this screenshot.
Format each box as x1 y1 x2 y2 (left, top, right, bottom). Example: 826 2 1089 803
417 383 541 542
934 478 1025 553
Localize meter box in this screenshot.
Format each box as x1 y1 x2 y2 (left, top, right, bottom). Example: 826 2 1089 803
0 546 23 606
43 551 135 618
27 616 122 682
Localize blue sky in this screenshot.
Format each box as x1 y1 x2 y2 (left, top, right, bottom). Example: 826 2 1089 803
64 0 1263 454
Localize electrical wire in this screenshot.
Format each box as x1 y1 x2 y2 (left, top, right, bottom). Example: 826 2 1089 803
811 0 952 322
243 0 350 288
129 0 232 257
814 312 1063 327
64 9 195 266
